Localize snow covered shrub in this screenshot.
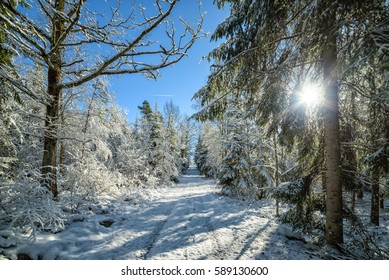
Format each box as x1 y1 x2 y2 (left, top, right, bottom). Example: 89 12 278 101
0 230 17 249
0 174 65 239
115 141 154 188
58 97 128 210
149 132 180 186
60 156 122 212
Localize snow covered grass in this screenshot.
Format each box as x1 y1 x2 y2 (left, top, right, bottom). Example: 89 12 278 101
1 168 388 260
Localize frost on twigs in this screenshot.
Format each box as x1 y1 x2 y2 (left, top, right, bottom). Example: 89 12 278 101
0 176 65 240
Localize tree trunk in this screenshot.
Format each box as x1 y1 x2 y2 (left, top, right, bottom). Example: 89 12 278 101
370 169 380 225
348 92 358 213
59 142 65 175
41 0 64 201
351 190 356 213
41 66 61 201
369 83 380 225
274 131 280 216
380 194 384 209
357 188 364 199
322 3 343 247
368 64 381 225
59 102 65 175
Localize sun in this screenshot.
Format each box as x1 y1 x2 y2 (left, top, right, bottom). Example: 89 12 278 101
298 83 322 107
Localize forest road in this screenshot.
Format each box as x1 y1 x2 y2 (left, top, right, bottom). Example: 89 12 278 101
142 167 230 260
89 167 313 260
105 166 271 260
20 167 316 260
111 167 282 260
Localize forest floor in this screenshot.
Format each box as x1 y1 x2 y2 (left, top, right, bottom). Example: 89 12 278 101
1 168 388 260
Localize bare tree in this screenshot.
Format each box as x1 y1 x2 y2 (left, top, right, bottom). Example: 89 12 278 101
0 0 203 200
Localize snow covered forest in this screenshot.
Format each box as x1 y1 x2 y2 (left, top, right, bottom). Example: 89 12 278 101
0 0 388 260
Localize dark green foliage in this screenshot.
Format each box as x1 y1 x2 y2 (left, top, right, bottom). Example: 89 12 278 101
138 100 153 117
272 174 325 234
194 135 209 176
136 100 181 184
194 0 388 244
194 125 222 179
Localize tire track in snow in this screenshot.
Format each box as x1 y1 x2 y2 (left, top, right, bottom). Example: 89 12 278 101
109 203 175 260
143 169 258 260
145 170 222 260
205 214 224 259
142 216 171 260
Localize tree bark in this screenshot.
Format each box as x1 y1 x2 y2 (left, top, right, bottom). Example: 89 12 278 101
41 0 64 201
59 142 65 175
370 169 380 225
380 194 384 209
368 63 381 225
59 101 65 175
322 3 343 246
41 66 61 201
351 190 356 213
274 131 280 216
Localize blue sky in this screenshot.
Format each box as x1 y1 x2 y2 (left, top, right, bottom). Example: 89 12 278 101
108 1 228 122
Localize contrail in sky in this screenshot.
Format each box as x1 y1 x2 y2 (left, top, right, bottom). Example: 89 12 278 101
152 94 175 97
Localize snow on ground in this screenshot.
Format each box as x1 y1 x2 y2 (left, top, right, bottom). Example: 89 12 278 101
1 168 388 260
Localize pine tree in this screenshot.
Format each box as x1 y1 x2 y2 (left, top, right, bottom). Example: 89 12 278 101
138 100 153 117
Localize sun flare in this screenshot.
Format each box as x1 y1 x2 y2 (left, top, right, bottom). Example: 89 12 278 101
299 83 322 107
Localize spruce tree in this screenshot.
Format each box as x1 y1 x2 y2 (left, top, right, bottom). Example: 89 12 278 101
194 122 223 178
218 95 271 199
194 0 387 247
137 101 180 185
177 115 195 172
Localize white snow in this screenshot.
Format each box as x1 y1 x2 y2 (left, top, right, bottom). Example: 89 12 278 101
0 230 17 249
1 168 387 260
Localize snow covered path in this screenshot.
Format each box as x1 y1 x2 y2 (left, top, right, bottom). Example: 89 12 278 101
9 168 318 260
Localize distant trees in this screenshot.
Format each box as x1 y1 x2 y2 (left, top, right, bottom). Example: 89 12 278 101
136 100 180 185
194 121 223 178
177 114 196 172
193 0 388 250
0 0 203 200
